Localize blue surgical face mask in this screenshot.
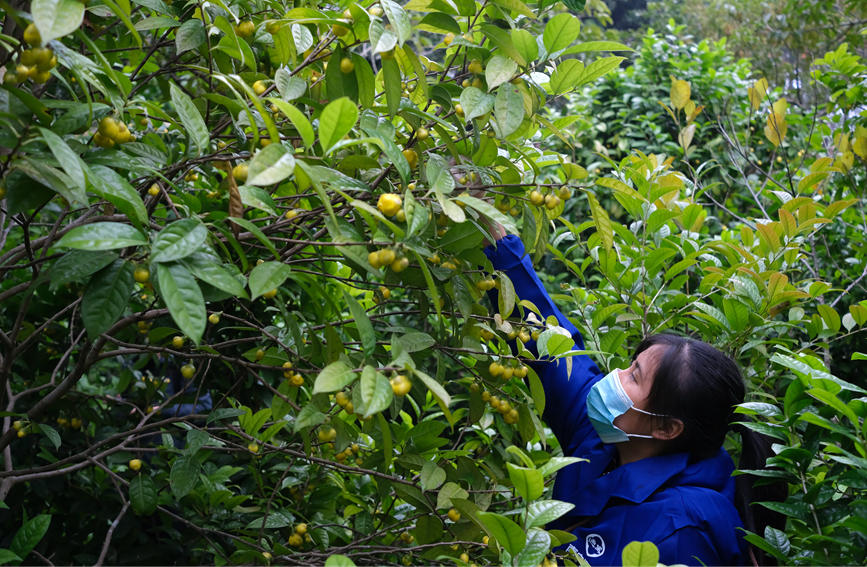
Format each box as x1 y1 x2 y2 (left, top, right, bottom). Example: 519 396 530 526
586 368 668 444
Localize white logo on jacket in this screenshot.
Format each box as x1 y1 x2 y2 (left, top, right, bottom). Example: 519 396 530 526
585 534 605 558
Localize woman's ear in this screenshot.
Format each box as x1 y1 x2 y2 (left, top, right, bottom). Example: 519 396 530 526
652 417 684 441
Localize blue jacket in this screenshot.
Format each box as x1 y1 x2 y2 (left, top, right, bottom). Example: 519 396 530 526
484 235 748 566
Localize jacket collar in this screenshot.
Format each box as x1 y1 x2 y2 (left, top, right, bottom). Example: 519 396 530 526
570 448 691 517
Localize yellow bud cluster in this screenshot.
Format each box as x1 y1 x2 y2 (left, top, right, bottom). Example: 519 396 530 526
5 41 57 85
335 391 354 414
368 248 408 272
94 117 136 148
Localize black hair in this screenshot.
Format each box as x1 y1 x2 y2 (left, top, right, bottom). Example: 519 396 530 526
635 333 786 565
636 333 744 459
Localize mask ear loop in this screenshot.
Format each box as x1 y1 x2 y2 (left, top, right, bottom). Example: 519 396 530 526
623 407 671 440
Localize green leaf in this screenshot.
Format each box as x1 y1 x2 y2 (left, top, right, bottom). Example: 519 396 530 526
359 365 393 417
549 59 584 95
381 0 411 46
511 29 539 64
319 97 359 153
175 18 205 54
180 251 247 299
135 16 180 31
489 21 531 62
394 332 435 353
32 0 84 43
459 87 495 122
49 250 116 291
538 456 585 478
527 500 575 528
412 368 451 408
507 463 544 501
291 23 313 53
239 185 278 216
40 423 61 448
169 82 209 156
494 84 525 137
485 55 518 90
274 68 307 101
246 143 296 186
585 191 613 252
55 222 147 251
537 330 574 357
498 272 516 318
477 511 526 557
342 290 376 356
622 541 660 567
88 165 149 227
245 512 293 530
81 260 134 339
13 158 83 206
492 0 536 19
267 99 315 149
151 219 208 264
427 153 456 195
564 40 633 54
382 57 402 116
293 404 327 432
515 528 551 567
413 514 444 543
0 549 22 565
579 56 625 86
313 360 356 394
156 262 206 345
456 195 519 235
129 474 158 516
248 261 292 299
436 482 469 509
369 18 397 53
170 455 200 499
9 514 51 562
38 128 84 194
543 13 580 54
420 461 447 491
324 554 356 567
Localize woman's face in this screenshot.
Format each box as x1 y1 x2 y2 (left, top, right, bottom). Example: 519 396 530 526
612 345 665 437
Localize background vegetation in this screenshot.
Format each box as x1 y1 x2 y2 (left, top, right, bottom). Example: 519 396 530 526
1 0 865 566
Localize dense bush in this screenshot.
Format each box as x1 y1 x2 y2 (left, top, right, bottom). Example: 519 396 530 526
542 28 867 566
0 0 629 565
0 0 865 566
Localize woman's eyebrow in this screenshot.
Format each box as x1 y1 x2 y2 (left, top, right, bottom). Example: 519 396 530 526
634 360 642 381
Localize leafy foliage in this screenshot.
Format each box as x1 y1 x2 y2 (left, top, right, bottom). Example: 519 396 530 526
0 0 623 564
1 1 865 566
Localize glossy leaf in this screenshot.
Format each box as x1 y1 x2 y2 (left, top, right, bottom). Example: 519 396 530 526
246 143 296 186
81 259 134 338
156 262 206 345
129 475 158 516
32 0 84 42
151 219 208 263
170 455 200 499
55 222 147 251
170 82 209 155
358 365 392 417
249 261 292 299
477 511 526 557
9 514 51 562
320 97 359 153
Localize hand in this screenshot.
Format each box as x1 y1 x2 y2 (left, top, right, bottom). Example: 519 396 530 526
480 217 507 247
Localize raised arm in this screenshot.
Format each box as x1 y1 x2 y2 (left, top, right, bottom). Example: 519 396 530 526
483 234 603 453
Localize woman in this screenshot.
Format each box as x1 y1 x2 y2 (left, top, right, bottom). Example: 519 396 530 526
484 232 779 566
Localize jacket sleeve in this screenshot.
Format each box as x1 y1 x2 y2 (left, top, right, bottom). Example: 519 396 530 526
484 235 602 450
